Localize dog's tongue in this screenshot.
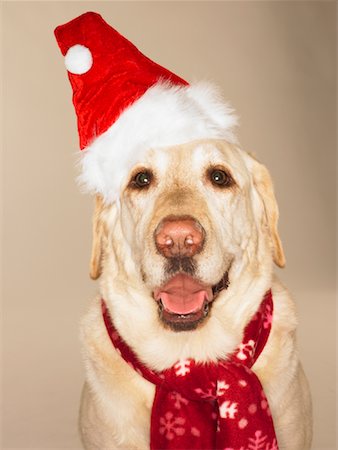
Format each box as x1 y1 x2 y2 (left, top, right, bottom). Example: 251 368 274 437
154 274 213 315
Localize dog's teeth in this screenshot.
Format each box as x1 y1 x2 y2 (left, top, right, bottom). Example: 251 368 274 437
203 302 209 316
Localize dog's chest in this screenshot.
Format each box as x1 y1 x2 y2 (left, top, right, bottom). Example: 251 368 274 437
81 303 156 445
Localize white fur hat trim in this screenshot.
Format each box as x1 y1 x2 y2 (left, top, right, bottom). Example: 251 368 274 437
78 81 238 203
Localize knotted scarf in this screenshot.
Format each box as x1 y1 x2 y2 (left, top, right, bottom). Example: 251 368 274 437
102 291 279 450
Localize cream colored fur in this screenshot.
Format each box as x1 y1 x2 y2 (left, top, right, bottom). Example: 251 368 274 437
79 140 312 449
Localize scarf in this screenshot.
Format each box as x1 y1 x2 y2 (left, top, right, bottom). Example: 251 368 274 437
102 291 278 450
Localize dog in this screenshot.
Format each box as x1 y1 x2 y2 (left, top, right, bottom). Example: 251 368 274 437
78 139 312 449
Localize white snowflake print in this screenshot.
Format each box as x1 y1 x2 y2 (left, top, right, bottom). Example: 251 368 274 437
194 384 215 400
265 439 279 450
237 340 255 360
174 359 191 377
219 400 238 419
266 438 278 450
216 380 230 396
223 433 278 450
248 403 257 414
159 412 185 440
247 430 279 450
263 304 273 329
191 426 201 437
170 392 189 409
238 417 248 429
248 430 268 450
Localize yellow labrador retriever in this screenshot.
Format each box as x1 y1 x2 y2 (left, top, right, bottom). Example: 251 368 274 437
78 139 312 449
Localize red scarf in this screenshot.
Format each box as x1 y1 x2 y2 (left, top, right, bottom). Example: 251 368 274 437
102 291 279 450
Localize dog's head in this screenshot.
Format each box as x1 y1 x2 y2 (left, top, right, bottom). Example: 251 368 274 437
54 14 285 369
90 139 284 339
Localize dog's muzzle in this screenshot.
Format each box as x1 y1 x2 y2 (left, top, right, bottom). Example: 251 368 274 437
152 215 229 332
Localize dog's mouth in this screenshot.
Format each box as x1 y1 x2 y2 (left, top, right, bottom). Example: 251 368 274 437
153 272 229 332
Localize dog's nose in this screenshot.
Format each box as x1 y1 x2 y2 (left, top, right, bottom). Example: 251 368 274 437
155 216 205 258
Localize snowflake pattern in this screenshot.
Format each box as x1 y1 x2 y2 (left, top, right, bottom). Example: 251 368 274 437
217 380 230 396
248 403 257 414
238 418 248 429
248 430 267 449
194 385 216 400
174 359 191 377
237 340 256 361
191 426 201 437
247 430 279 450
224 431 278 450
219 400 238 419
263 304 273 329
159 412 185 440
170 392 189 409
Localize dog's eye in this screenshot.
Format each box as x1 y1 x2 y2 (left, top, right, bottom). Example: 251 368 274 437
210 169 233 187
133 171 153 188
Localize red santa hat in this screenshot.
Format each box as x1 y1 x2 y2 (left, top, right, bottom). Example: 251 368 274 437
55 12 237 202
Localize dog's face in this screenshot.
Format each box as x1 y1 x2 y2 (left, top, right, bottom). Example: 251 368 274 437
91 139 285 335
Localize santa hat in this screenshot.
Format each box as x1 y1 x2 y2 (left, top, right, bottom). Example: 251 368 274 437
55 12 237 202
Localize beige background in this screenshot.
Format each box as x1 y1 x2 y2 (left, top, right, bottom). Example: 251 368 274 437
2 2 336 449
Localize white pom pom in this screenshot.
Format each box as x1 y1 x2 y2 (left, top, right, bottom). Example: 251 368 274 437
64 45 93 75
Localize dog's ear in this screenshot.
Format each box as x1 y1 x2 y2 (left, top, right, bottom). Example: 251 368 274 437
90 194 106 280
248 154 286 268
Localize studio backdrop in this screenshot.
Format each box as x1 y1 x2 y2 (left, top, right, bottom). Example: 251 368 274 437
2 2 336 449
